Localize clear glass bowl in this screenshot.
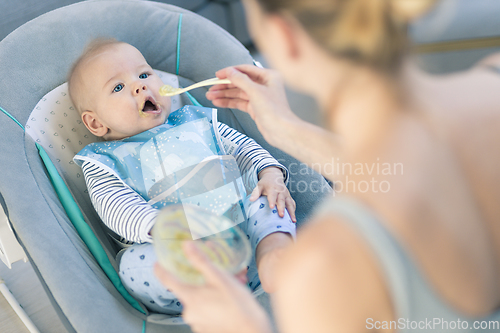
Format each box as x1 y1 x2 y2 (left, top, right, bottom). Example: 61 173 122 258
152 204 251 285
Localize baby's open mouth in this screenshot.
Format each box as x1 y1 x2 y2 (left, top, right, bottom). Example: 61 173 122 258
140 97 161 115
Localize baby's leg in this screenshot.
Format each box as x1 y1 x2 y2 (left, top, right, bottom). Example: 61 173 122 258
243 196 296 291
119 243 182 315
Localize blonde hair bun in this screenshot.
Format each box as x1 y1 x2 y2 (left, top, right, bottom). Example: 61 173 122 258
257 0 437 72
391 0 436 22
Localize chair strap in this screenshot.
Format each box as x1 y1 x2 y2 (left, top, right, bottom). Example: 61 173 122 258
175 13 203 107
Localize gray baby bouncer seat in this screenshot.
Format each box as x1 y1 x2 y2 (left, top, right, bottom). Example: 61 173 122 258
0 0 330 332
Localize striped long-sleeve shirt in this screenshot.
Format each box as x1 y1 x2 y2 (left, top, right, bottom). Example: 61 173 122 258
81 122 288 244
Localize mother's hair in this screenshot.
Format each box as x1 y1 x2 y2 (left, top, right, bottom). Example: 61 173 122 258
256 0 436 72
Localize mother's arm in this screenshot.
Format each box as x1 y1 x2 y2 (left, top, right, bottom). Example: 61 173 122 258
206 65 342 181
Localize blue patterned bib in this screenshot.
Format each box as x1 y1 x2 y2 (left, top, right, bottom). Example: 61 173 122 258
74 105 247 223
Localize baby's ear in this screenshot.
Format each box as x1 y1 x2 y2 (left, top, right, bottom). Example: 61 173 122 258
82 111 108 137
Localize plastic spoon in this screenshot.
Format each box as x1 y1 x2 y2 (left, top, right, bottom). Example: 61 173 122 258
159 77 231 96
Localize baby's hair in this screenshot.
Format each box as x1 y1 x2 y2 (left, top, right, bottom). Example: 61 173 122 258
68 37 124 113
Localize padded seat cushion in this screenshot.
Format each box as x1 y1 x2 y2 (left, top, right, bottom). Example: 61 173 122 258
0 1 330 332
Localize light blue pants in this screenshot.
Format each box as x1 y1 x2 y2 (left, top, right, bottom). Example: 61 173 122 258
119 196 295 314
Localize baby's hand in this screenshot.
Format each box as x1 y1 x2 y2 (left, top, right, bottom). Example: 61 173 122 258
251 167 296 222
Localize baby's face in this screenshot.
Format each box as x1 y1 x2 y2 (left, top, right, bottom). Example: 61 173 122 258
80 43 171 140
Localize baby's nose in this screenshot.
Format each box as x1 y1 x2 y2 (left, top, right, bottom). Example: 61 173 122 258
135 84 147 95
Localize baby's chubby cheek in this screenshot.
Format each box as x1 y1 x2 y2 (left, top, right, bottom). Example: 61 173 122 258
161 96 172 112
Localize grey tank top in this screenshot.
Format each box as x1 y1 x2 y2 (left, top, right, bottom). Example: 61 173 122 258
316 196 500 332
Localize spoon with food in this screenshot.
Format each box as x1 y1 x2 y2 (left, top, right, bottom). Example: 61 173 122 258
159 77 231 97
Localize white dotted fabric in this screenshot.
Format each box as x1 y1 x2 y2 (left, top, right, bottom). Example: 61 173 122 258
25 70 183 193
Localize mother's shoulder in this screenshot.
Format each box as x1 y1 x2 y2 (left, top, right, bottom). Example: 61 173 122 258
289 208 388 277
274 209 395 329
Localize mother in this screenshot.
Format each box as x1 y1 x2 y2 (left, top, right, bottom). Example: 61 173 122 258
156 0 500 332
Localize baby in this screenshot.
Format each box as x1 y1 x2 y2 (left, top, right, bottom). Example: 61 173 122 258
69 39 296 314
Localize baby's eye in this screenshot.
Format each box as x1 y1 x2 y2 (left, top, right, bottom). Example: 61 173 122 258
139 73 149 79
113 84 124 93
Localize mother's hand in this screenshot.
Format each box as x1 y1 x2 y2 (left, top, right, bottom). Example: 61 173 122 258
154 242 273 333
206 65 299 146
